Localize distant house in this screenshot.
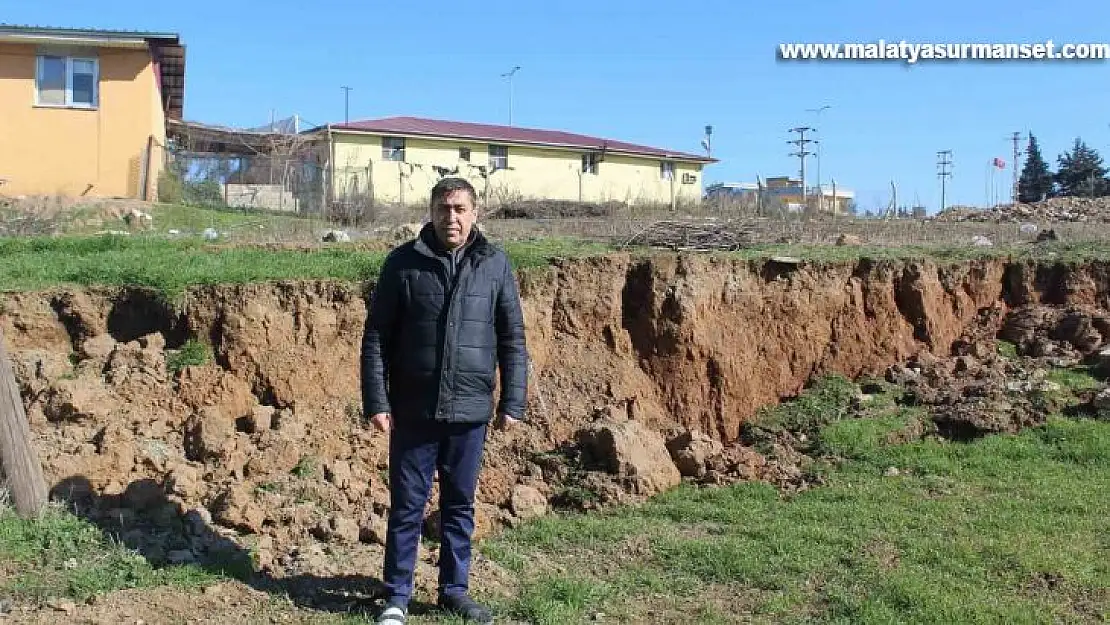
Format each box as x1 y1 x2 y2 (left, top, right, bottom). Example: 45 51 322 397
0 25 185 199
706 177 855 214
304 116 716 207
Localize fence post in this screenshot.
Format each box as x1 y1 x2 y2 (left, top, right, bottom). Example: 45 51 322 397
0 328 48 518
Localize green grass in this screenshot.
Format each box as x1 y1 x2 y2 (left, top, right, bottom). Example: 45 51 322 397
479 395 1110 623
3 230 1110 301
0 502 218 604
166 339 212 373
0 234 607 300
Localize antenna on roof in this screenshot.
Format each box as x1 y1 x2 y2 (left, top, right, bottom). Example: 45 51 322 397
701 124 713 157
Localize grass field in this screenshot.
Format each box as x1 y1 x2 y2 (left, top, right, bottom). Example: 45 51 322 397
1 378 1106 623
473 377 1110 624
2 227 1108 301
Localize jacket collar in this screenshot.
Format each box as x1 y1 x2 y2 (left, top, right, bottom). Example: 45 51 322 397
414 222 491 260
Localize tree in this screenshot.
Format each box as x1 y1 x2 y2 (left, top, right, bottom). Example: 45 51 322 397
1017 133 1054 203
1055 137 1110 197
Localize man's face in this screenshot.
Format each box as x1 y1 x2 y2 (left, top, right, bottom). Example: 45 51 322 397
430 189 477 249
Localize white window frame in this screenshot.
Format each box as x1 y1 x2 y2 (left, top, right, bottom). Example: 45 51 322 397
488 144 508 170
661 160 675 180
35 54 99 109
582 153 600 175
381 136 405 161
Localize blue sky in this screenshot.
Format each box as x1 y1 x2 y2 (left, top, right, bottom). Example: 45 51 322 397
7 0 1110 213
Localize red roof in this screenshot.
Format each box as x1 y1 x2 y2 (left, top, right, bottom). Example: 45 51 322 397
323 116 715 163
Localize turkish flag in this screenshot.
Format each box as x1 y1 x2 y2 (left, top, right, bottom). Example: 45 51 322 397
993 157 1006 169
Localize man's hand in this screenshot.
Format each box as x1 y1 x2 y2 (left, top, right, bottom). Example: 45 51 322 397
498 414 520 430
370 412 392 433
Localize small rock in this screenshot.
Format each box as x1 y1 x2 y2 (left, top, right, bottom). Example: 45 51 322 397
359 514 389 545
666 430 724 478
185 507 213 534
835 233 862 246
510 485 548 521
81 333 117 361
1092 388 1110 411
315 515 360 544
47 599 76 614
577 419 681 497
971 235 993 247
884 467 901 477
211 487 267 534
248 405 275 433
167 465 202 499
122 479 165 512
325 461 353 490
322 229 350 243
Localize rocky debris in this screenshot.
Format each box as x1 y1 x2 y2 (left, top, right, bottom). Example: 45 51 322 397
576 418 682 497
1000 305 1110 362
391 222 422 240
888 303 1110 438
123 208 153 230
211 486 268 534
184 406 239 462
666 430 724 478
9 265 1110 588
312 515 361 544
509 484 548 521
40 375 121 422
936 197 1110 224
836 233 862 246
321 229 350 243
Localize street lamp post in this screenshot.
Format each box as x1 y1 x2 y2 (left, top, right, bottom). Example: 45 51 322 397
806 105 831 211
501 65 521 126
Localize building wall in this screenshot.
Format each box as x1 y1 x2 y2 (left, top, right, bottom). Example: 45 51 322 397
0 42 164 198
329 132 704 207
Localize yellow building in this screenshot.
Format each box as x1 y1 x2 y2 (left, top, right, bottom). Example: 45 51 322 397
0 25 185 199
307 117 716 207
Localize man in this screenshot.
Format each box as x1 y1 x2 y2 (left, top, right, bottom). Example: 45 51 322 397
361 177 529 625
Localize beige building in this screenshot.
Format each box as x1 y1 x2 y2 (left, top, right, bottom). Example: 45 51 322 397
306 116 716 207
0 24 185 199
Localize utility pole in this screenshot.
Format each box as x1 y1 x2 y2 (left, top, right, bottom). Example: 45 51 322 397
341 86 352 124
788 126 817 209
1011 131 1023 204
937 150 953 213
501 66 520 126
806 105 831 211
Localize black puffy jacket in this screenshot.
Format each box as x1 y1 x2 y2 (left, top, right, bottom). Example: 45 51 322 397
361 223 529 424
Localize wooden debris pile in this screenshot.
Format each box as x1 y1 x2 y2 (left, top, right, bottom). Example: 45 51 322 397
623 219 756 251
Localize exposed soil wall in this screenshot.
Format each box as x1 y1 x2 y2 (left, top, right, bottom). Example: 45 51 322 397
3 252 1109 580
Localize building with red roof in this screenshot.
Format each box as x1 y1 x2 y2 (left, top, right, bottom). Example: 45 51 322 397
304 116 716 208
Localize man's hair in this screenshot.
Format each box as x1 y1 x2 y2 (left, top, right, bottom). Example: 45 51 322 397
430 177 477 208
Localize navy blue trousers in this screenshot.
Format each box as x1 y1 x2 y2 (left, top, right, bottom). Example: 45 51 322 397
382 419 488 606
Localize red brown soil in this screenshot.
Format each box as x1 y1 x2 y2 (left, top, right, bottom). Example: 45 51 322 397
3 252 1110 613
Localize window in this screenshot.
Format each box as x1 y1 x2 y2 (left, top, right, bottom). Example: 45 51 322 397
581 153 600 174
488 144 508 170
459 147 471 161
661 161 675 180
382 136 405 161
36 54 98 108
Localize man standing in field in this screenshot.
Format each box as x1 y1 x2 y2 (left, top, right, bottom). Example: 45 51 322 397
361 177 529 625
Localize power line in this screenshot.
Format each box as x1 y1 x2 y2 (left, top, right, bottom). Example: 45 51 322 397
937 150 953 213
788 126 817 207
